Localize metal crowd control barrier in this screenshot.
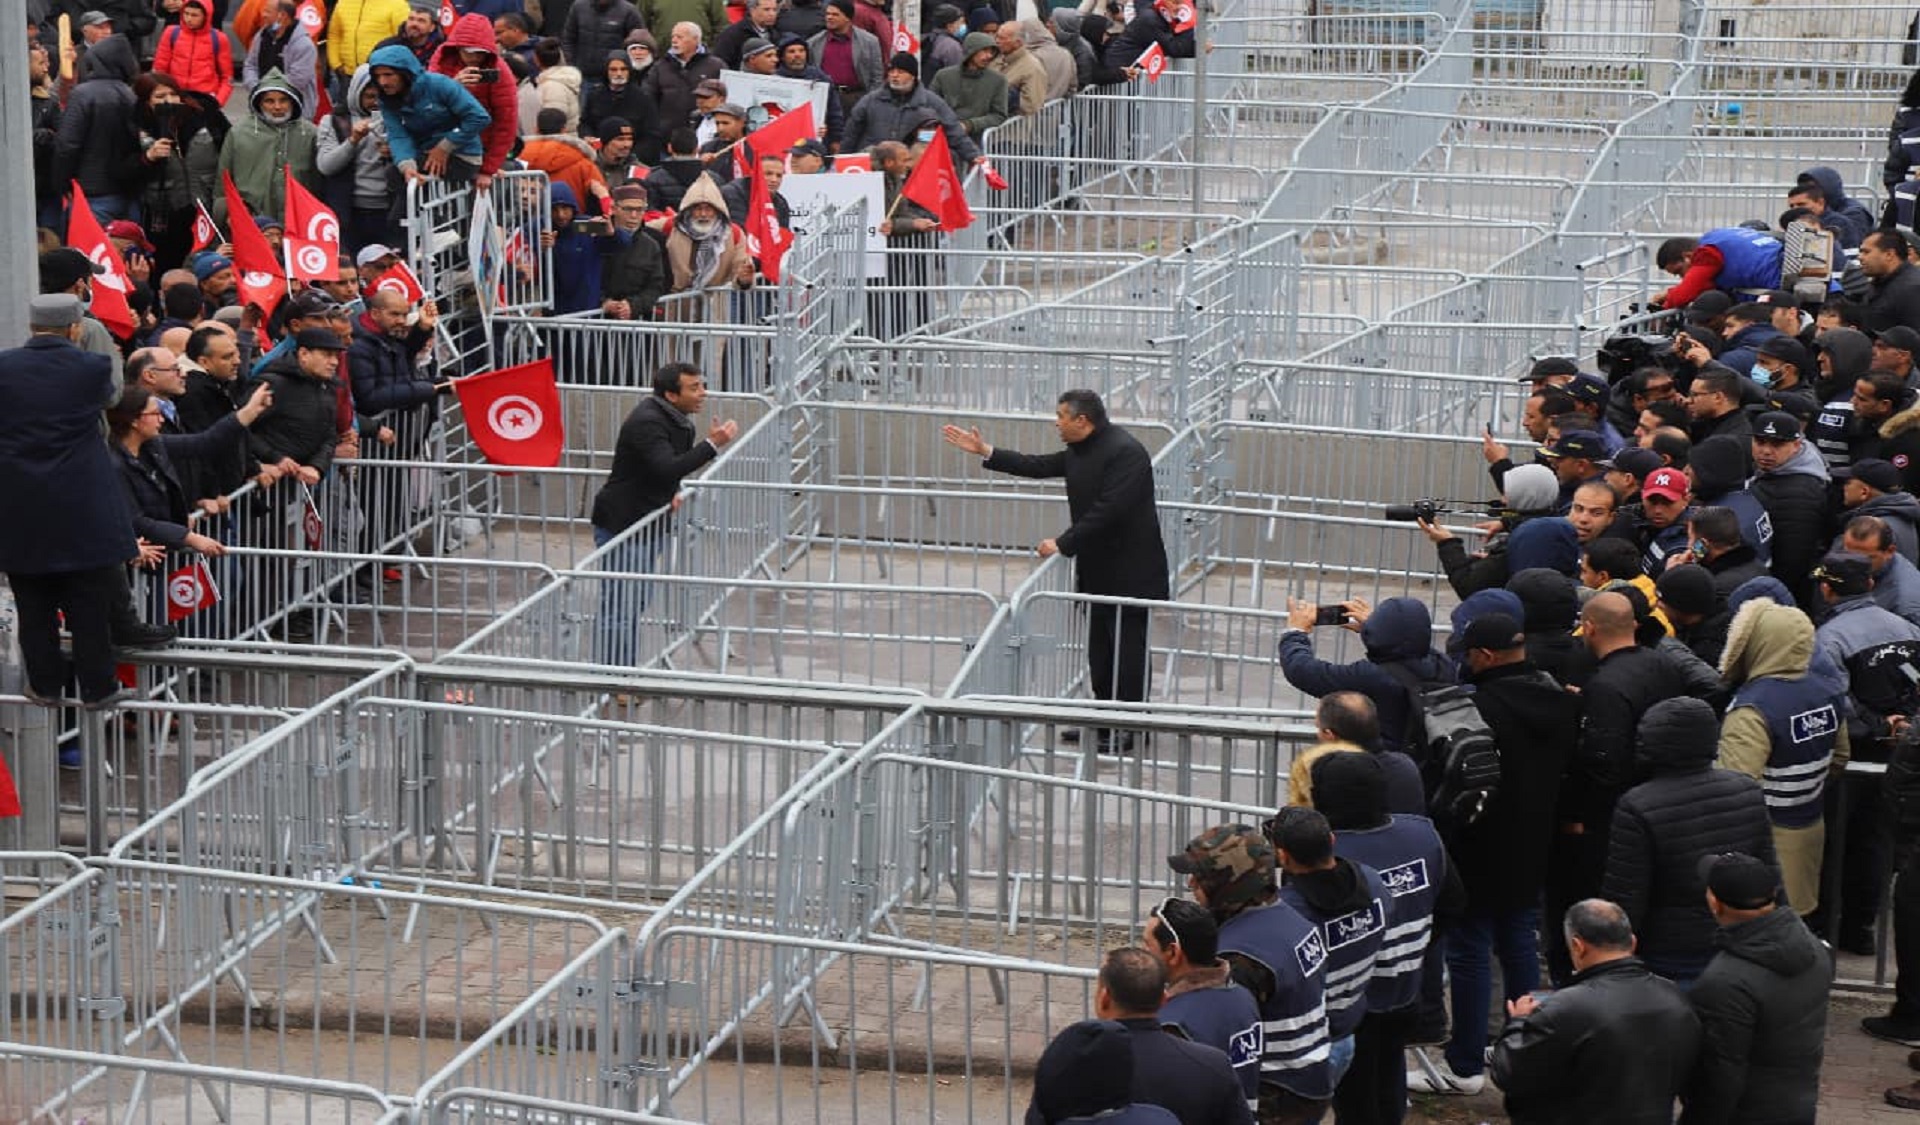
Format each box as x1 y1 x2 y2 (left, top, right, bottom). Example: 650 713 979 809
0 1043 403 1123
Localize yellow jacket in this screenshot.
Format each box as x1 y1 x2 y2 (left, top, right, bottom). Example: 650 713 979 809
328 0 408 73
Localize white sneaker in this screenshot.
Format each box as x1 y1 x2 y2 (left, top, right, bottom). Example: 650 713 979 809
1405 1057 1486 1095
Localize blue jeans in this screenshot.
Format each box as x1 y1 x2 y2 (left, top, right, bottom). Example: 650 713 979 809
592 523 664 666
79 193 138 225
1301 1036 1358 1125
1444 903 1542 1077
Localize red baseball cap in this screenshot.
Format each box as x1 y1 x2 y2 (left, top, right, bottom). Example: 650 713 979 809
1642 467 1689 502
105 219 154 253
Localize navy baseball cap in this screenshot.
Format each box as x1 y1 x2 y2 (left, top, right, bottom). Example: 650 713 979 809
1540 430 1605 460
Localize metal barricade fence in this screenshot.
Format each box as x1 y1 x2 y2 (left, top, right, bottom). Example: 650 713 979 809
0 1043 403 1123
492 315 781 395
826 340 1182 422
89 860 621 1110
428 1088 697 1124
773 200 867 400
491 169 558 316
631 927 1097 1124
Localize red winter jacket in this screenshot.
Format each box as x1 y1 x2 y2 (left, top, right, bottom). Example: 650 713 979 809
430 14 518 176
154 0 237 105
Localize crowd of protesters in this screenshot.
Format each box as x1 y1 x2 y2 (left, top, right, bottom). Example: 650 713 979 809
29 0 1182 336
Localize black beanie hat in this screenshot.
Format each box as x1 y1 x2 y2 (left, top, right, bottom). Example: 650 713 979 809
888 51 919 78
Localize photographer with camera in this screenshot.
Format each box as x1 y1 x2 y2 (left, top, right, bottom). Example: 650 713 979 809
1416 463 1568 597
1280 595 1452 761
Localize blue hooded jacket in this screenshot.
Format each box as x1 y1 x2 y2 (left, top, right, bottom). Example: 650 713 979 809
1506 518 1579 577
1279 596 1451 757
368 43 490 168
1801 165 1875 248
547 183 603 314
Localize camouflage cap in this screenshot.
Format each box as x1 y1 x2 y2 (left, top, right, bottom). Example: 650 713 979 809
1167 824 1275 911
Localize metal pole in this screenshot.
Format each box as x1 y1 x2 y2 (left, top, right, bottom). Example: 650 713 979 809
1190 0 1207 241
0 0 37 346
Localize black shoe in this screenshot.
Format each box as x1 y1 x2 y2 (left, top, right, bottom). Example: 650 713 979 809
81 686 135 712
1057 728 1081 744
1907 1049 1920 1072
1841 929 1878 957
112 622 175 649
1864 1016 1920 1046
1095 731 1135 756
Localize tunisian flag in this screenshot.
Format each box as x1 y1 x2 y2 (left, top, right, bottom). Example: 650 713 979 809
191 200 223 254
283 168 341 281
452 359 565 467
1136 41 1168 81
164 558 220 622
368 261 426 303
744 100 817 167
222 172 287 317
899 127 973 231
745 168 793 283
66 184 137 339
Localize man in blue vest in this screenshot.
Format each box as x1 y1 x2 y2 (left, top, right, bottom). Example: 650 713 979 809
1656 227 1785 309
1146 897 1262 1108
1268 807 1390 1115
1306 751 1456 1124
1170 825 1330 1125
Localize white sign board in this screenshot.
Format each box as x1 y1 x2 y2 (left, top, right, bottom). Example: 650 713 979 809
782 171 887 278
719 69 832 133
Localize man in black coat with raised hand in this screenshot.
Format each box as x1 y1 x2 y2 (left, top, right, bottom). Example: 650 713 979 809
589 361 738 664
0 295 140 709
944 390 1169 753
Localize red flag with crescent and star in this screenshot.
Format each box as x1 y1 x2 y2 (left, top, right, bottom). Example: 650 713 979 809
899 127 973 231
65 184 137 338
283 168 342 281
745 166 793 283
1136 41 1168 81
164 558 220 622
191 199 223 254
451 359 565 467
368 261 427 303
222 172 288 317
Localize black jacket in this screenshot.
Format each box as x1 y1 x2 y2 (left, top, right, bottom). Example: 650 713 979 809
1703 545 1768 605
1456 661 1579 910
113 417 249 549
1868 259 1920 337
1673 608 1733 667
1602 698 1776 980
1490 956 1702 1125
1100 6 1192 68
598 226 667 313
246 354 339 474
641 50 723 139
589 394 715 533
1748 461 1830 607
1680 908 1829 1125
643 157 709 212
1507 567 1594 688
1112 1016 1255 1125
174 368 250 502
581 81 664 160
53 36 141 197
984 424 1169 599
347 316 438 419
1571 645 1688 832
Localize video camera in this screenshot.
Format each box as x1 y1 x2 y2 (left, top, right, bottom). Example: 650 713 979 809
1383 499 1504 523
1596 332 1683 383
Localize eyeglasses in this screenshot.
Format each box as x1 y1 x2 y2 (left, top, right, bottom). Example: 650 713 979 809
138 408 165 418
1150 897 1184 950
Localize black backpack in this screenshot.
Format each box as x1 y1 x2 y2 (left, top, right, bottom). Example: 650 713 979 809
1384 665 1502 829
